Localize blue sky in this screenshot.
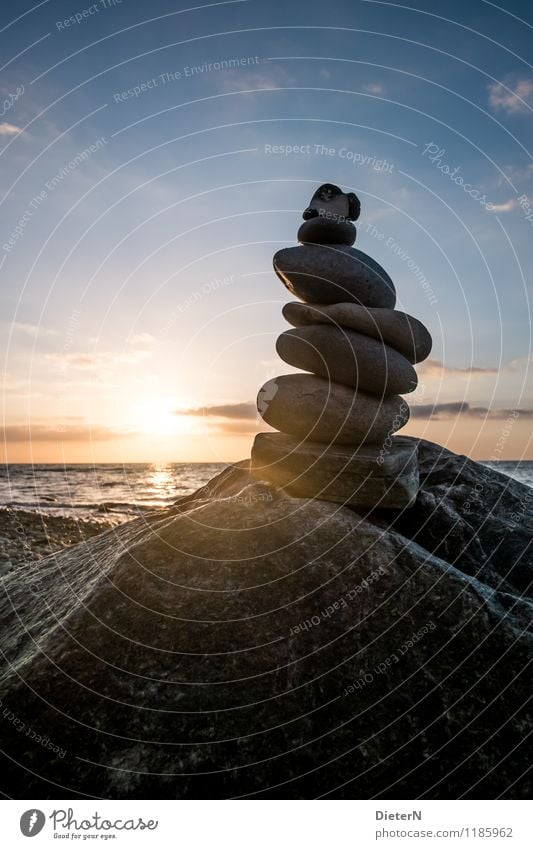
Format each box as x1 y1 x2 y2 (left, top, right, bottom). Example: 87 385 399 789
1 0 532 461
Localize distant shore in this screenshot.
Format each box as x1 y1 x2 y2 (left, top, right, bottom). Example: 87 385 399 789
0 507 113 576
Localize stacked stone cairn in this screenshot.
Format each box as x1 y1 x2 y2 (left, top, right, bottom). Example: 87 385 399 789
251 183 433 508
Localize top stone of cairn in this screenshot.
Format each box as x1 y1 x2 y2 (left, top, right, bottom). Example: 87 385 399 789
298 182 360 246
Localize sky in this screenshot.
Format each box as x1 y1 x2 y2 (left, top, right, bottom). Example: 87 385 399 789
1 0 532 463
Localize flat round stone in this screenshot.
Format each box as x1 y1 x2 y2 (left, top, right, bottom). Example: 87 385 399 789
282 301 432 363
256 374 409 445
274 244 396 308
276 325 418 395
251 432 420 508
297 218 356 246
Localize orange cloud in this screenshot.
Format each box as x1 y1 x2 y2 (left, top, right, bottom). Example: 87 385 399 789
2 424 135 442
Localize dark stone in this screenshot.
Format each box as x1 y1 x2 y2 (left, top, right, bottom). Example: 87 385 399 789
251 432 419 508
274 245 396 308
302 183 360 222
376 441 533 594
297 218 356 246
283 301 433 364
256 374 409 444
276 325 418 395
0 440 531 799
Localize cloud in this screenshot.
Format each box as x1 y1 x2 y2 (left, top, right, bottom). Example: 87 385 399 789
486 199 516 213
500 163 533 185
128 332 156 346
488 76 533 116
46 352 101 367
43 331 156 372
176 401 262 435
210 420 261 435
11 322 59 338
410 402 533 420
178 402 256 419
0 122 21 135
1 423 134 442
361 82 385 95
0 373 42 398
219 62 297 94
417 358 499 378
410 402 469 419
46 343 153 370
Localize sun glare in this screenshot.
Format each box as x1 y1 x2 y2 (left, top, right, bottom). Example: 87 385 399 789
134 397 190 436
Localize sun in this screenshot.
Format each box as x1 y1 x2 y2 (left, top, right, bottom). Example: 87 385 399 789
134 396 191 436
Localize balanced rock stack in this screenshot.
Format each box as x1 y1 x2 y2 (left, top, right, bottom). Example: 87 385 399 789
251 183 433 509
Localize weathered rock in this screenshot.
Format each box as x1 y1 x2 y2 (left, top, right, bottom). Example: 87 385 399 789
276 325 418 395
274 245 396 308
297 217 356 246
257 374 409 444
303 183 360 222
251 433 419 507
283 301 433 364
0 560 13 576
0 440 531 799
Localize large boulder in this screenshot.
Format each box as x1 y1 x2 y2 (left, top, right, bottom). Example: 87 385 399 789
0 440 531 799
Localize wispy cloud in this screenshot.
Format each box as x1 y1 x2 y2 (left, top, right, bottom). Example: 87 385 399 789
211 420 260 434
1 423 135 442
488 75 533 116
176 401 261 435
417 358 499 378
410 401 468 419
361 82 385 95
487 199 516 213
128 332 156 346
178 402 256 419
0 373 42 398
410 402 532 420
45 334 155 371
11 322 59 338
219 62 297 94
500 162 533 185
0 122 21 135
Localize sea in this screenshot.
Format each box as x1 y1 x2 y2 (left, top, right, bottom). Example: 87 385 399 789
0 460 532 524
0 462 226 523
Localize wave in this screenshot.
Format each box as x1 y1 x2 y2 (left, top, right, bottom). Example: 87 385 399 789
96 501 164 513
1 500 163 513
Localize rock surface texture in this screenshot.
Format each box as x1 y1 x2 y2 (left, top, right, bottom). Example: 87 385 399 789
258 374 409 445
274 244 397 308
297 217 356 246
254 184 433 507
252 433 419 507
282 302 432 364
0 440 531 799
276 325 418 394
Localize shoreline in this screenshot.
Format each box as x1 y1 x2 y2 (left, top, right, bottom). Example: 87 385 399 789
0 507 114 575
